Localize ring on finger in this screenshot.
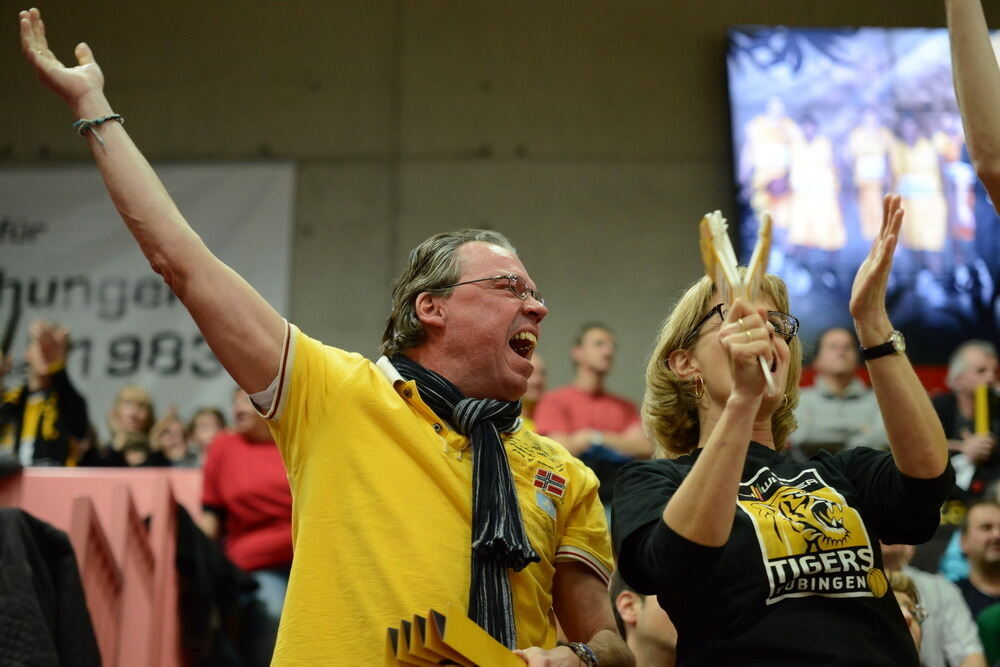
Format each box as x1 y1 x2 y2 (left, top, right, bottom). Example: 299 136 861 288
744 329 752 342
738 317 746 331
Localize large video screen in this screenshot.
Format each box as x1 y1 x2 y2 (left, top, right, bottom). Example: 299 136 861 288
727 27 1000 362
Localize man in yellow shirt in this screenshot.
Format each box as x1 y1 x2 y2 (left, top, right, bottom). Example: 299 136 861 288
19 10 629 666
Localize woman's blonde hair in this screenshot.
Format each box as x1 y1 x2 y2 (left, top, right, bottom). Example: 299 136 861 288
643 271 802 458
111 384 156 433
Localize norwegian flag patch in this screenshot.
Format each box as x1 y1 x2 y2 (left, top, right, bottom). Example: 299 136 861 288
533 468 567 498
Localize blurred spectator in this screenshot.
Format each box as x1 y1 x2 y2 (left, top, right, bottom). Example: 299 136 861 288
847 107 894 240
200 388 292 667
119 430 169 467
0 320 89 466
69 423 99 467
739 95 799 231
937 479 1000 585
791 327 888 457
108 384 155 442
957 500 1000 619
788 115 845 253
535 323 651 507
609 569 676 667
934 112 979 274
80 384 157 466
889 570 926 655
891 114 948 300
882 541 986 667
187 406 225 462
934 341 1000 497
975 601 1000 666
930 343 1000 579
520 352 546 432
153 407 198 467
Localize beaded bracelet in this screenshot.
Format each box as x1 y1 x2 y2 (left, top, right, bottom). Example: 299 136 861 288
72 114 125 147
568 641 599 666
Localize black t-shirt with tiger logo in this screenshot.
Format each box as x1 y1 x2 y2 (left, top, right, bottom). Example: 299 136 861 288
612 442 954 666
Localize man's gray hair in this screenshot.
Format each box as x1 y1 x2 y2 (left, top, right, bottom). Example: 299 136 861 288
380 229 517 356
946 339 998 388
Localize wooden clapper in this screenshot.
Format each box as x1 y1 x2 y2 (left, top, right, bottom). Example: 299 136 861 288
699 209 777 395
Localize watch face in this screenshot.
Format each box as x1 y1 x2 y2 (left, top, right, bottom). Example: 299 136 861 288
890 330 905 354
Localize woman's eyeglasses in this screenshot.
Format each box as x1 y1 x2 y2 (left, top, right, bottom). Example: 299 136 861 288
684 302 799 345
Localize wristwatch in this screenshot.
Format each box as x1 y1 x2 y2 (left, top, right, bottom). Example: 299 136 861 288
859 330 905 361
568 642 599 667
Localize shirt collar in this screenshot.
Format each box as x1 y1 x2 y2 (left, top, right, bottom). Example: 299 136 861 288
375 355 405 384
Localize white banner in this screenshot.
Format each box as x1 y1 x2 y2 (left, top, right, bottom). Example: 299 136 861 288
0 163 294 440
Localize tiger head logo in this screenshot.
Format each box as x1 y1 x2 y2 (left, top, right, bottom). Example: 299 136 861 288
752 487 850 553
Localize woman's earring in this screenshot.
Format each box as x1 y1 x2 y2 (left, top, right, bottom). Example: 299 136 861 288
690 375 705 400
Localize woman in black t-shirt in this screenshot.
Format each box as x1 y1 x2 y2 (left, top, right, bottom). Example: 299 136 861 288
612 195 953 666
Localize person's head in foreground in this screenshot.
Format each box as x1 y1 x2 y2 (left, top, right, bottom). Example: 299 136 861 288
643 270 802 457
609 570 677 667
888 569 925 652
380 229 547 401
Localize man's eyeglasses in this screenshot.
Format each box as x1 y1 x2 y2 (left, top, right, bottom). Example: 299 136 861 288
438 274 544 305
684 302 799 345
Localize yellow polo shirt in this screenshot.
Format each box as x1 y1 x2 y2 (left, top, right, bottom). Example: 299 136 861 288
261 324 613 665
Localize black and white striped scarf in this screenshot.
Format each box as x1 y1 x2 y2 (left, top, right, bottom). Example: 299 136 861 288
390 354 539 649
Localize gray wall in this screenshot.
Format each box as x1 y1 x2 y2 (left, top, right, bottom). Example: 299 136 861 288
5 0 991 404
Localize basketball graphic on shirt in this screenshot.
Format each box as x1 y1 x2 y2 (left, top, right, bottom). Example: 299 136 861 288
738 467 878 605
866 568 888 598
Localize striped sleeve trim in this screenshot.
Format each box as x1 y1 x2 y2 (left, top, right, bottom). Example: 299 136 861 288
555 545 612 586
252 320 296 421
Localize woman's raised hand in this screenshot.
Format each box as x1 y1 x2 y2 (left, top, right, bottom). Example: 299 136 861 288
850 194 902 335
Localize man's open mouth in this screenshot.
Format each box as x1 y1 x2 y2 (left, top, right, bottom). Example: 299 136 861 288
509 331 537 359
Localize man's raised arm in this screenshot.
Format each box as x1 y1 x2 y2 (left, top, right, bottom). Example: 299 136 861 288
19 8 285 393
947 0 1000 206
